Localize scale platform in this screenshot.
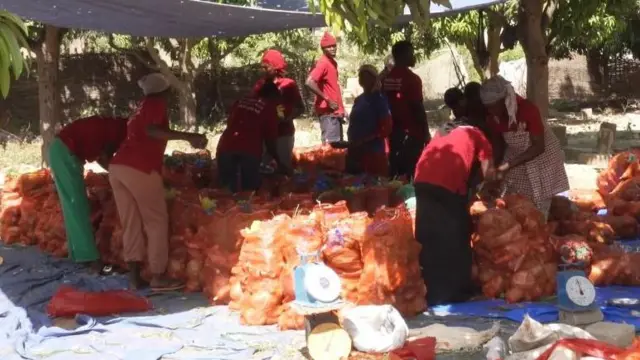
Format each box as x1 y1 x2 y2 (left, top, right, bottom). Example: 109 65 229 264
558 308 604 327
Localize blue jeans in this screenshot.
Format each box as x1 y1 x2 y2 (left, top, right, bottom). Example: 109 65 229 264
217 152 261 193
319 115 344 143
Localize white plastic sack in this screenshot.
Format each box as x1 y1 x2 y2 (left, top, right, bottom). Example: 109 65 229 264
506 315 595 360
341 305 408 353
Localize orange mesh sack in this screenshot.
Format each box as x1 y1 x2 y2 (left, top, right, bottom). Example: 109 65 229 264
323 212 370 303
232 215 290 326
474 196 557 303
597 150 640 197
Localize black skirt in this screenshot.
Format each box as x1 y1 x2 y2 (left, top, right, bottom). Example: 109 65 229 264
414 182 473 306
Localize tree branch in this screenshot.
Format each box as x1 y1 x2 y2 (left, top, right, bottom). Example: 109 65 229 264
145 38 182 89
108 34 159 71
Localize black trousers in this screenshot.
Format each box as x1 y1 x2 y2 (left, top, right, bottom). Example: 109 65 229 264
388 129 425 178
415 182 473 306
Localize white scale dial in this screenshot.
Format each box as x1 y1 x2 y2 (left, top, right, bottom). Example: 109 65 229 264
565 276 596 306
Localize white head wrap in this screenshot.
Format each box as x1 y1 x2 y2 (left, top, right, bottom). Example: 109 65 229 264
480 75 518 126
138 73 170 95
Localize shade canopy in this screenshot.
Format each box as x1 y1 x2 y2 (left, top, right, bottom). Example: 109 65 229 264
0 0 504 38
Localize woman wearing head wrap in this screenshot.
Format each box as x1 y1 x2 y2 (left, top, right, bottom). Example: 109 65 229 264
109 73 208 291
480 76 568 218
253 49 304 169
343 65 392 176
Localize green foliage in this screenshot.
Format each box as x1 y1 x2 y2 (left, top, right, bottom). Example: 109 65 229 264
548 0 640 58
308 0 453 42
499 44 524 62
0 11 30 98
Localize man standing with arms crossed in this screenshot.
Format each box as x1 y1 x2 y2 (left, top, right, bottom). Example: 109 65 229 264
306 32 345 143
383 40 429 178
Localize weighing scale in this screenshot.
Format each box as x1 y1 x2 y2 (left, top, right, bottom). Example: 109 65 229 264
556 262 603 326
290 250 352 360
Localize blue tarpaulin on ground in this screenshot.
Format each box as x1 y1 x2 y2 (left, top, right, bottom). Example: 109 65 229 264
0 0 504 38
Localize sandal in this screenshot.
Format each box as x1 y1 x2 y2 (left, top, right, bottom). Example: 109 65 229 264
150 278 184 293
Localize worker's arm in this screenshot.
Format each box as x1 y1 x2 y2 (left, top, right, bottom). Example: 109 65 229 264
499 133 544 172
146 125 207 149
285 83 305 122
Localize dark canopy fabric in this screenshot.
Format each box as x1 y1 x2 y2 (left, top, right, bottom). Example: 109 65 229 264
0 0 504 38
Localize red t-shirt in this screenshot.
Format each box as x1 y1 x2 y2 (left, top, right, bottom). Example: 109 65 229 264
216 96 279 158
111 96 169 174
414 126 493 195
382 66 425 140
308 55 344 116
253 77 303 137
58 116 128 163
486 96 544 135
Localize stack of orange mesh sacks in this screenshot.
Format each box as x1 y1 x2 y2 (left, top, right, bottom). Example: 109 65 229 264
1 169 55 247
292 144 346 173
472 195 557 303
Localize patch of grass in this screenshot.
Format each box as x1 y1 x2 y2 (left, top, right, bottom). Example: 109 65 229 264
0 117 324 175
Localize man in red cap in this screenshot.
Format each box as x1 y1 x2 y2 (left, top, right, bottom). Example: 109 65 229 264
253 49 304 168
306 31 345 144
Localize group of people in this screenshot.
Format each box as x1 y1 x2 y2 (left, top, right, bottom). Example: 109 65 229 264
48 31 570 302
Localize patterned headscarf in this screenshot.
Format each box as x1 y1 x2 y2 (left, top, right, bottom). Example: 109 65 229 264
480 75 518 126
358 64 381 91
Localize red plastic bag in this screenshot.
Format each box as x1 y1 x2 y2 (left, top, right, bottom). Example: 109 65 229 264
391 337 436 360
47 286 152 317
536 338 623 360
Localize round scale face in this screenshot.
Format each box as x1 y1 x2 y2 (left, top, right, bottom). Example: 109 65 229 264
565 275 596 306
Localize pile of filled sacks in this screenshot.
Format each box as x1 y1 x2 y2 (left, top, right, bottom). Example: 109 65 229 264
228 202 427 330
471 195 557 303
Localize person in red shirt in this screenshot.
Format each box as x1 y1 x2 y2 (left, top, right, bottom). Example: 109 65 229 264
109 73 208 291
253 49 304 168
383 40 429 178
480 76 569 218
413 112 497 306
217 80 287 193
305 32 345 143
48 115 128 271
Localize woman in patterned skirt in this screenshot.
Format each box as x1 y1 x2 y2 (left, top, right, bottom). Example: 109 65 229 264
479 76 569 219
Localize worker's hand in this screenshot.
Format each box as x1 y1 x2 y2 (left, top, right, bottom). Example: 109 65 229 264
188 134 208 149
496 162 510 181
327 99 339 111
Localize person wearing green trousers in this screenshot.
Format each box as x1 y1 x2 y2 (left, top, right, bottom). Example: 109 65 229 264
49 115 128 271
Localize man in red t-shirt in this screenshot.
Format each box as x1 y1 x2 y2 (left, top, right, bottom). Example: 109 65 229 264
217 81 288 193
305 32 345 143
254 49 304 168
383 40 429 178
413 121 497 306
49 115 128 270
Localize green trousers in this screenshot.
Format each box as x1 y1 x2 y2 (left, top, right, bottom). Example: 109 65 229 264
48 137 99 263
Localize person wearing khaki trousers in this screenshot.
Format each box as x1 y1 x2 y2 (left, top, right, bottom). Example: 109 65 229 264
109 73 208 291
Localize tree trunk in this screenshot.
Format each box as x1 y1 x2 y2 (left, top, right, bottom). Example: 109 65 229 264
178 80 197 127
518 0 549 120
464 41 489 81
35 25 61 166
487 12 503 77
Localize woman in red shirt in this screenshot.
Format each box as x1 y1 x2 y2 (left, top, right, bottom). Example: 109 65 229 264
217 81 288 193
413 90 497 305
254 49 304 169
49 115 128 272
109 73 208 291
480 76 569 218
